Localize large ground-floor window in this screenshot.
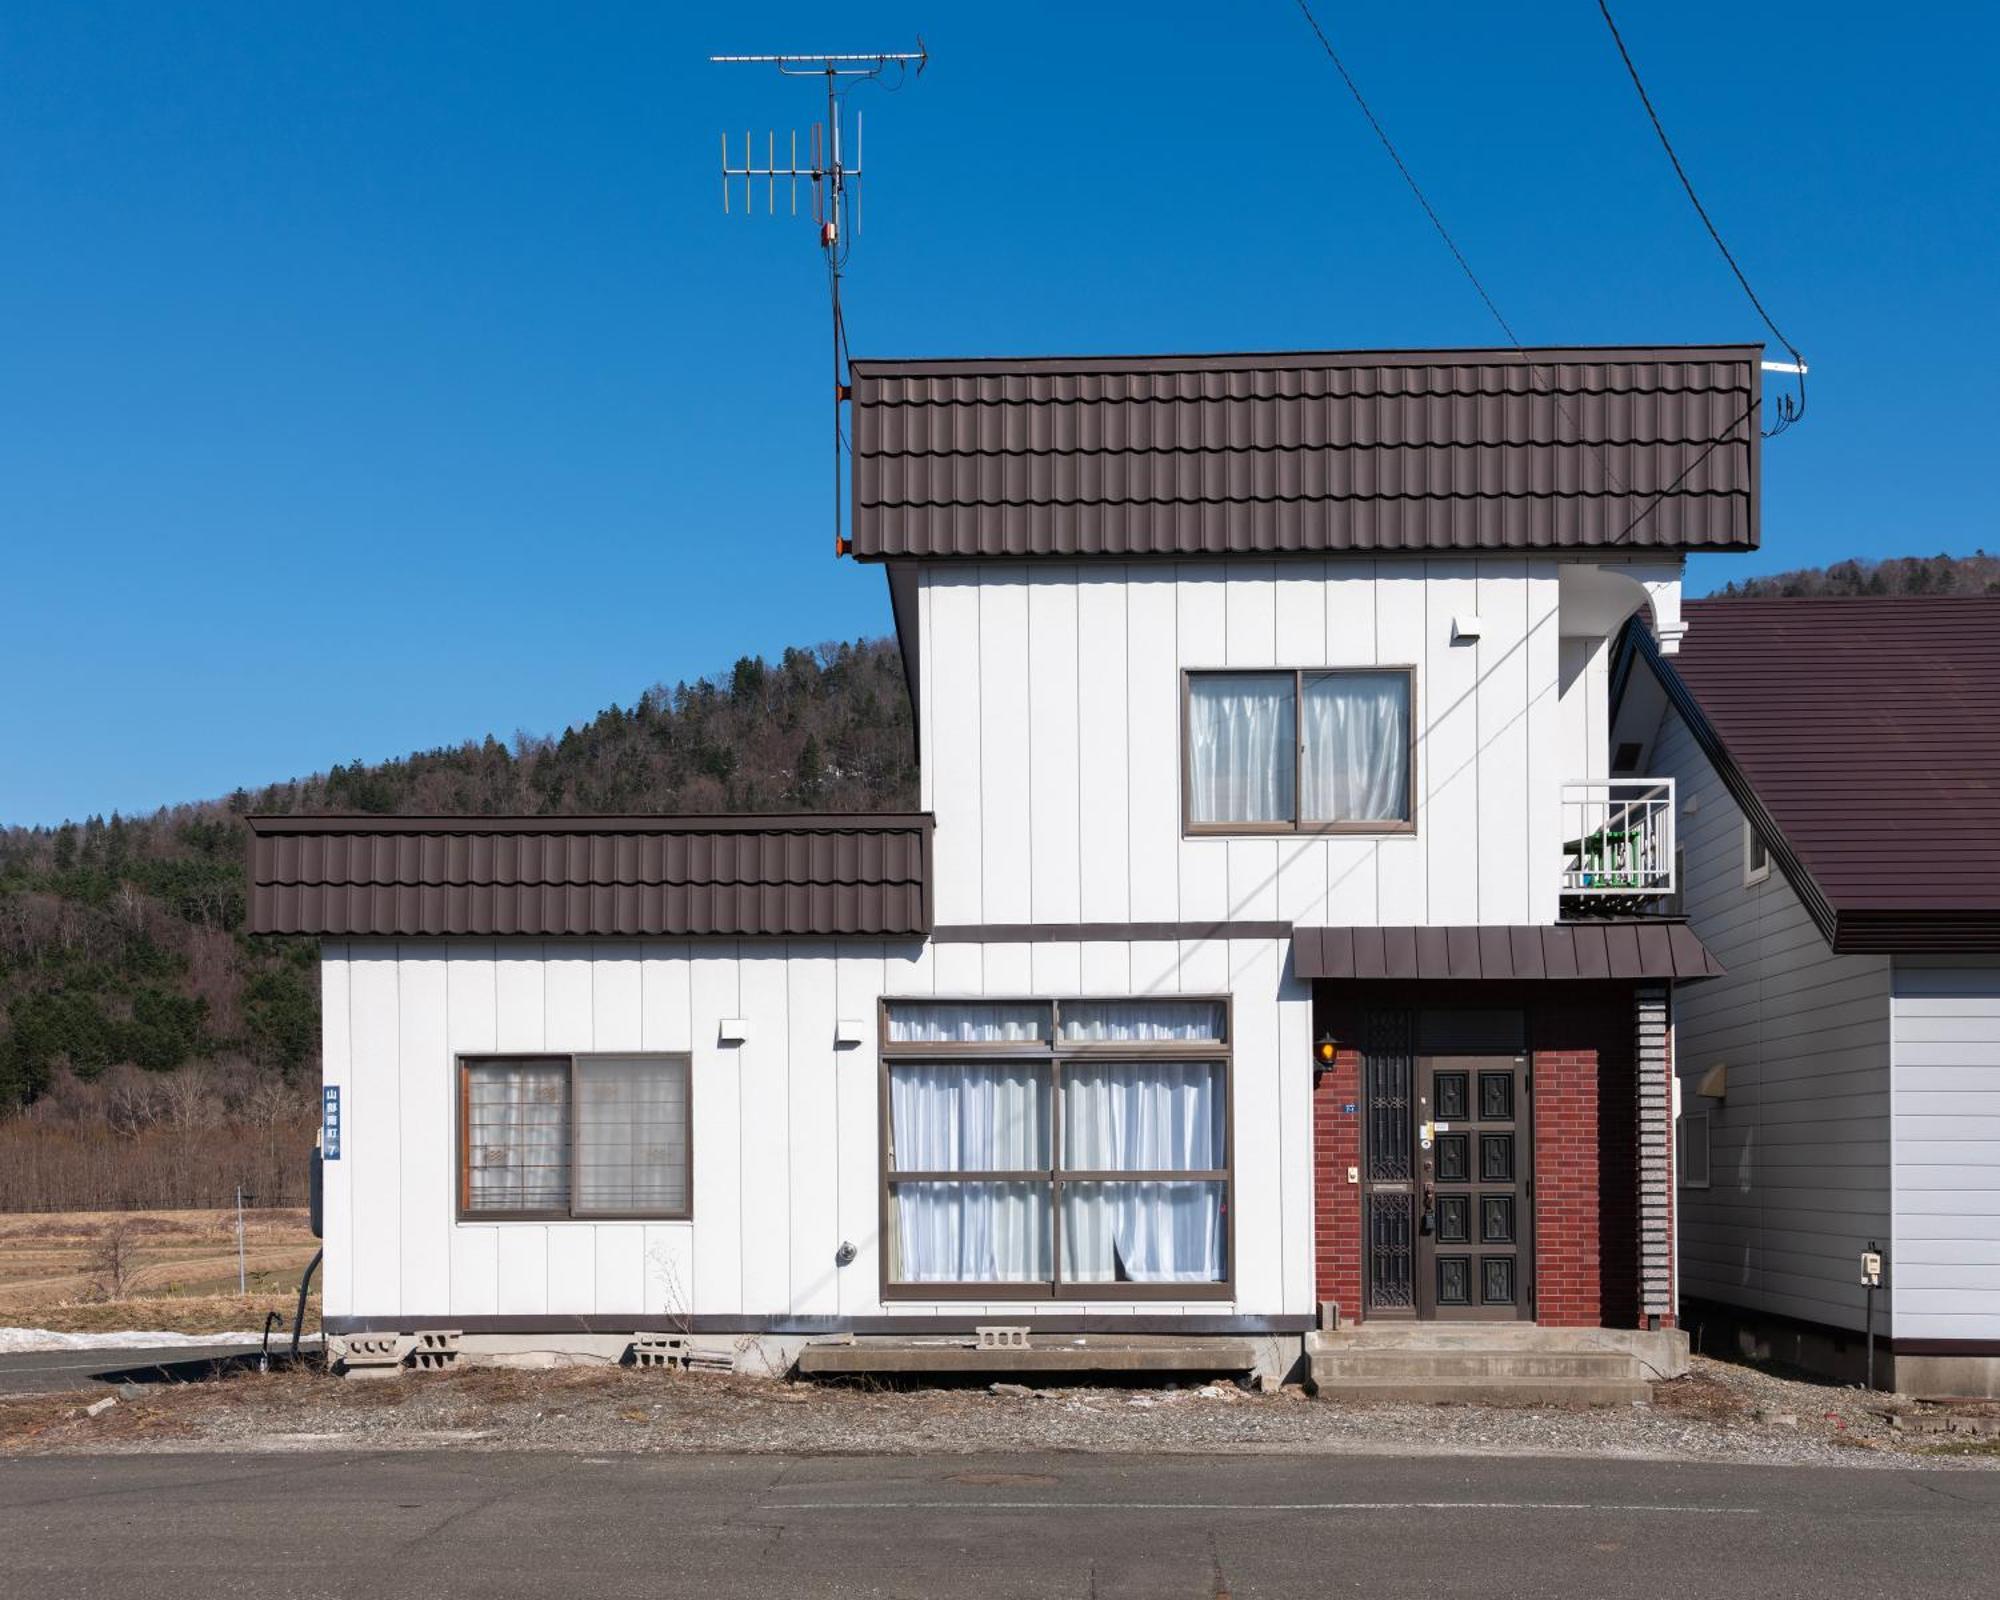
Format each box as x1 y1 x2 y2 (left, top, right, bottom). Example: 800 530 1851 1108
880 998 1232 1299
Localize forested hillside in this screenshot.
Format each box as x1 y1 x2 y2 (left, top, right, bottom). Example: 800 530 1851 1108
1706 550 1998 598
5 547 1990 1209
0 639 915 1208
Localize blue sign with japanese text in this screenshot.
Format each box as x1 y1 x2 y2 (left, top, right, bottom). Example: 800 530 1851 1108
322 1086 342 1160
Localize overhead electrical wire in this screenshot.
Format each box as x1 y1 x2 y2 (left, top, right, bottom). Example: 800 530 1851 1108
1289 0 1523 349
1287 0 1781 549
1289 0 1636 510
1594 1 1805 436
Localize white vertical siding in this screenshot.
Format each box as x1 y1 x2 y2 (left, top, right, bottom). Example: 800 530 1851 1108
978 578 1033 925
1892 962 2000 1342
328 935 1307 1323
688 948 741 1313
785 947 839 1316
320 944 353 1318
1423 559 1481 925
1523 578 1564 925
919 556 1568 931
1027 571 1082 924
1475 561 1530 924
925 571 984 925
1126 573 1182 922
444 942 498 1317
396 950 450 1316
1075 571 1131 922
346 950 401 1318
1653 702 1894 1334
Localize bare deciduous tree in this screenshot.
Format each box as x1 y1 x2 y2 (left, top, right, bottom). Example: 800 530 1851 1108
85 1219 140 1301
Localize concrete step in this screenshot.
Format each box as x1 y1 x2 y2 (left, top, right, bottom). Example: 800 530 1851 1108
1310 1372 1651 1407
1307 1325 1691 1380
1310 1349 1641 1382
1316 1325 1643 1351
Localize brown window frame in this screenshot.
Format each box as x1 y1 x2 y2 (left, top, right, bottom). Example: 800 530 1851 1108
877 997 1235 1303
1181 667 1418 838
456 1052 694 1224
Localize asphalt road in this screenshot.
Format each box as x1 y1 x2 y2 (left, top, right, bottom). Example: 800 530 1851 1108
2 1450 1996 1599
0 1342 318 1396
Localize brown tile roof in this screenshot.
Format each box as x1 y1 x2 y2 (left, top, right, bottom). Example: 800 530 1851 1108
246 813 932 939
1293 923 1722 982
1651 596 2000 952
848 345 1761 560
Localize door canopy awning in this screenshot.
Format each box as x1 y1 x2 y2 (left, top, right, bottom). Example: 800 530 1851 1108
1293 923 1722 983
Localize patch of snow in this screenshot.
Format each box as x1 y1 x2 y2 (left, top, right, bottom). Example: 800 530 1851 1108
0 1327 267 1354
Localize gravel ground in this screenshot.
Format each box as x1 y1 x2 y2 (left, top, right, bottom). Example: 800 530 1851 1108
3 1354 1996 1468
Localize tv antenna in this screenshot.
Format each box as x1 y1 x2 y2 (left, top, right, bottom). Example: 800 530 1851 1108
713 44 928 555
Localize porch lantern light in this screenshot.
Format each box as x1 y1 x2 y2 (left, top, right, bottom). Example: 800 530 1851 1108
1314 1033 1339 1082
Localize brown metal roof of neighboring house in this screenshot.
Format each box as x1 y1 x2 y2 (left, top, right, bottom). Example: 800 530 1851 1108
1641 596 2000 953
848 345 1761 560
246 813 933 939
1293 923 1723 983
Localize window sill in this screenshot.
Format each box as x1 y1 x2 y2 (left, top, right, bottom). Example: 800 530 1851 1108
457 1212 694 1225
1185 823 1417 839
882 1284 1237 1303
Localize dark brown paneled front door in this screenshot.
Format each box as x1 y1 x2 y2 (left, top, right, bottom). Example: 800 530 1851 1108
1415 1055 1533 1321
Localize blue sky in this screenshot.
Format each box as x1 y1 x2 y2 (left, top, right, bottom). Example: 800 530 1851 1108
3 3 1994 825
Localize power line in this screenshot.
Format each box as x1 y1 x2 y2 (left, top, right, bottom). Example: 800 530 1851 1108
1290 0 1521 348
1288 0 1632 502
1594 1 1806 435
1288 1 1767 544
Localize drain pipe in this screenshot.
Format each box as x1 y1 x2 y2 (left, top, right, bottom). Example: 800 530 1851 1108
291 1132 324 1365
290 1249 322 1364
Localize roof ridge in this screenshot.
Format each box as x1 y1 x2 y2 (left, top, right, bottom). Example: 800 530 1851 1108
852 343 1763 374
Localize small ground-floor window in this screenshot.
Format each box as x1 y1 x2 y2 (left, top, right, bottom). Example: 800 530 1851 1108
881 999 1232 1298
459 1054 692 1220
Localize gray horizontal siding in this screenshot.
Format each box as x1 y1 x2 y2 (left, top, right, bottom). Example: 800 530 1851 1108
1655 700 1893 1335
1891 962 2000 1339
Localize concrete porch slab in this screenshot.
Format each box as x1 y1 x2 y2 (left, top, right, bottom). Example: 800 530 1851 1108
796 1336 1265 1380
1305 1325 1687 1404
1309 1326 1689 1378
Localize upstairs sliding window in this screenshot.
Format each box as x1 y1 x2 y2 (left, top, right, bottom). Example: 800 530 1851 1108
1185 669 1414 833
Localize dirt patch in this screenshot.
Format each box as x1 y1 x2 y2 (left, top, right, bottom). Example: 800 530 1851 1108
8 1294 319 1337
0 1208 318 1329
1650 1367 1756 1424
4 1354 1994 1469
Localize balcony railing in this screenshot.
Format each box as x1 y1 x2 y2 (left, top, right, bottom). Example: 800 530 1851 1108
1561 778 1676 899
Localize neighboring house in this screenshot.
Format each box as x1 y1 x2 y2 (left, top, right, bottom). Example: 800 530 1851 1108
251 344 1763 1384
1612 596 2000 1396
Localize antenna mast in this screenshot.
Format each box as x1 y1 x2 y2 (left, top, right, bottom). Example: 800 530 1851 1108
713 43 927 555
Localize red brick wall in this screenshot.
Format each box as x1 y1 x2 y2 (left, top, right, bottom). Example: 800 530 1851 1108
1310 1033 1363 1320
1530 1045 1602 1327
1311 983 1645 1329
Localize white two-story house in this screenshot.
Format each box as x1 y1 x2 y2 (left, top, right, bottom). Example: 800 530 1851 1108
252 344 1762 1384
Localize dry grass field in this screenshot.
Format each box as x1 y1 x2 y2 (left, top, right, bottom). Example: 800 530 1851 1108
0 1209 320 1334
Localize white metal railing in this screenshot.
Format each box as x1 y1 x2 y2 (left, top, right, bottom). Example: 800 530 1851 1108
1561 778 1676 898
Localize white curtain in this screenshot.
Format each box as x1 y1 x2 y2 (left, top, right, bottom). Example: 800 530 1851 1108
1060 1001 1224 1044
890 1062 1050 1283
889 1062 1048 1170
1063 1181 1225 1284
1061 1062 1224 1171
1301 673 1409 823
1060 1063 1226 1284
1188 675 1295 823
574 1057 690 1215
887 1003 1048 1044
892 1181 1051 1284
466 1060 569 1213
